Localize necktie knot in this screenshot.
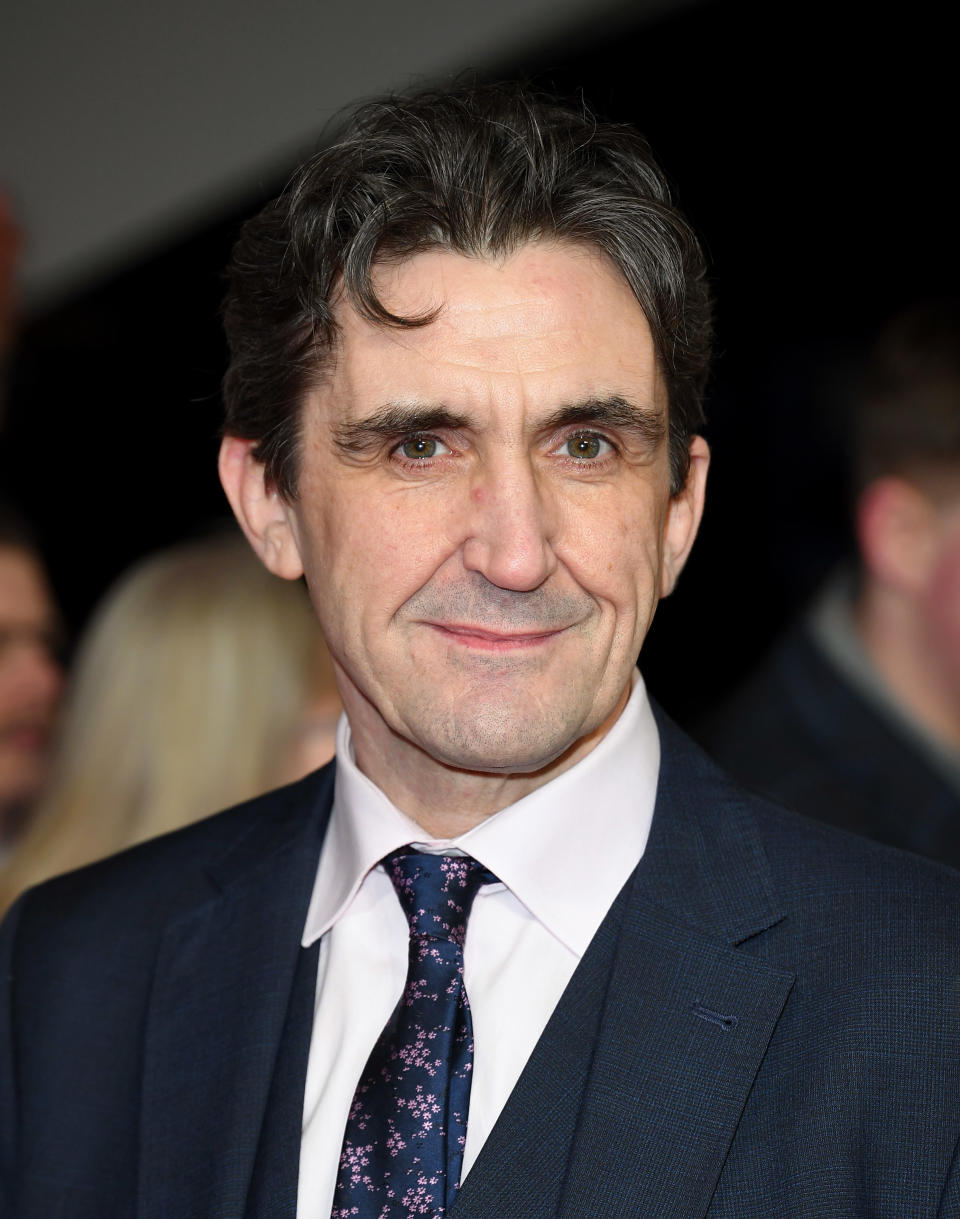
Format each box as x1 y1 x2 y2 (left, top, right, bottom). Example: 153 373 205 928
385 849 495 946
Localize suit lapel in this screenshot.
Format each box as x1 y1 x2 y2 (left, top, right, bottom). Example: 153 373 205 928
557 898 793 1218
137 766 334 1219
244 939 322 1219
456 711 795 1218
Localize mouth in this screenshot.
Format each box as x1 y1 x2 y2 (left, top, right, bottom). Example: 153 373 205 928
0 723 51 752
425 621 569 652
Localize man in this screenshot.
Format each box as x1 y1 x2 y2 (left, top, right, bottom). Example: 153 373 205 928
2 83 959 1218
0 507 62 857
702 300 960 867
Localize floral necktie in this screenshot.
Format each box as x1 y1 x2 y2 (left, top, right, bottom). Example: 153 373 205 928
332 849 495 1218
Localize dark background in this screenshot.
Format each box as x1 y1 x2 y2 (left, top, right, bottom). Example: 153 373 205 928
2 0 955 724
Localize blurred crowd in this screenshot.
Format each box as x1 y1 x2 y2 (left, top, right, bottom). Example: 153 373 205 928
0 527 340 914
0 198 340 915
699 298 960 866
0 507 62 860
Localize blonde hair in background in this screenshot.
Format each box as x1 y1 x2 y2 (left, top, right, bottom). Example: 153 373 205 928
1 530 336 912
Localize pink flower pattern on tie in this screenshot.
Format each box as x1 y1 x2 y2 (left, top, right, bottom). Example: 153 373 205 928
332 850 495 1218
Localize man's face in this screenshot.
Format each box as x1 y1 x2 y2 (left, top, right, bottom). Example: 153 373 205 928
919 495 960 700
229 242 707 786
0 545 62 829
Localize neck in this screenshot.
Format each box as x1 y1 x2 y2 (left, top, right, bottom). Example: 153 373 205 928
855 579 960 752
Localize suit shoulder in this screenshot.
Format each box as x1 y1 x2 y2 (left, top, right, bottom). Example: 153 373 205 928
659 705 960 947
751 786 960 888
739 791 960 996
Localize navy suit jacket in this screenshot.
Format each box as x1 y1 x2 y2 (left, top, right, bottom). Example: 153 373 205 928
2 712 960 1217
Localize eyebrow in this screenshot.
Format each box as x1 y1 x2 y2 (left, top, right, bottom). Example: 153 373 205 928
332 394 666 454
333 404 472 454
539 395 666 448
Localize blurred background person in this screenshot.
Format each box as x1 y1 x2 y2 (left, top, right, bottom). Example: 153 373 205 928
0 504 63 859
0 529 340 912
700 299 960 866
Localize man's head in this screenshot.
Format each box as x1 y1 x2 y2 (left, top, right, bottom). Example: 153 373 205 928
855 299 960 497
852 300 960 737
0 509 62 842
219 82 711 817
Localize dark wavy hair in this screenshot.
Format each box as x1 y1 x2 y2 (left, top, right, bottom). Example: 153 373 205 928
222 80 712 497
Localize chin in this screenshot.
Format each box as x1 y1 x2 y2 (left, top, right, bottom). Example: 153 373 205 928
416 703 592 777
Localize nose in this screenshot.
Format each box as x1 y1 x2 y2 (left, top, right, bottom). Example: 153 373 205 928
461 456 558 592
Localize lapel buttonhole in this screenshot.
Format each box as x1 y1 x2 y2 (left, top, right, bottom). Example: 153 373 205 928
690 1001 739 1031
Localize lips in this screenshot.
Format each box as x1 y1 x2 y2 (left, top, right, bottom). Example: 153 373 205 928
425 621 567 651
0 722 51 752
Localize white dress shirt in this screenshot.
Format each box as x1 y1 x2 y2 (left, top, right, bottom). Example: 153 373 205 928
297 674 661 1217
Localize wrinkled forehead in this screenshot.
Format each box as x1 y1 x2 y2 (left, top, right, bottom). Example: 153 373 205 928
322 243 664 414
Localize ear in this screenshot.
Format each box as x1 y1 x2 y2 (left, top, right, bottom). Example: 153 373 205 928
218 436 305 580
857 476 939 596
660 435 710 598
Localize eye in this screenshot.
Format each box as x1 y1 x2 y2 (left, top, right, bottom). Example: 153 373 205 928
396 435 450 461
562 432 612 460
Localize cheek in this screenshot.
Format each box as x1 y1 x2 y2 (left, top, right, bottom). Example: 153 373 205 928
923 533 960 678
313 488 463 614
558 495 663 609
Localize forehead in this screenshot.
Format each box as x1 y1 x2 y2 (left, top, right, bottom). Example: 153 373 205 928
324 242 662 413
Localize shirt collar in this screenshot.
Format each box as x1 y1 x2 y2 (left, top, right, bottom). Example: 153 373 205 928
302 672 660 957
